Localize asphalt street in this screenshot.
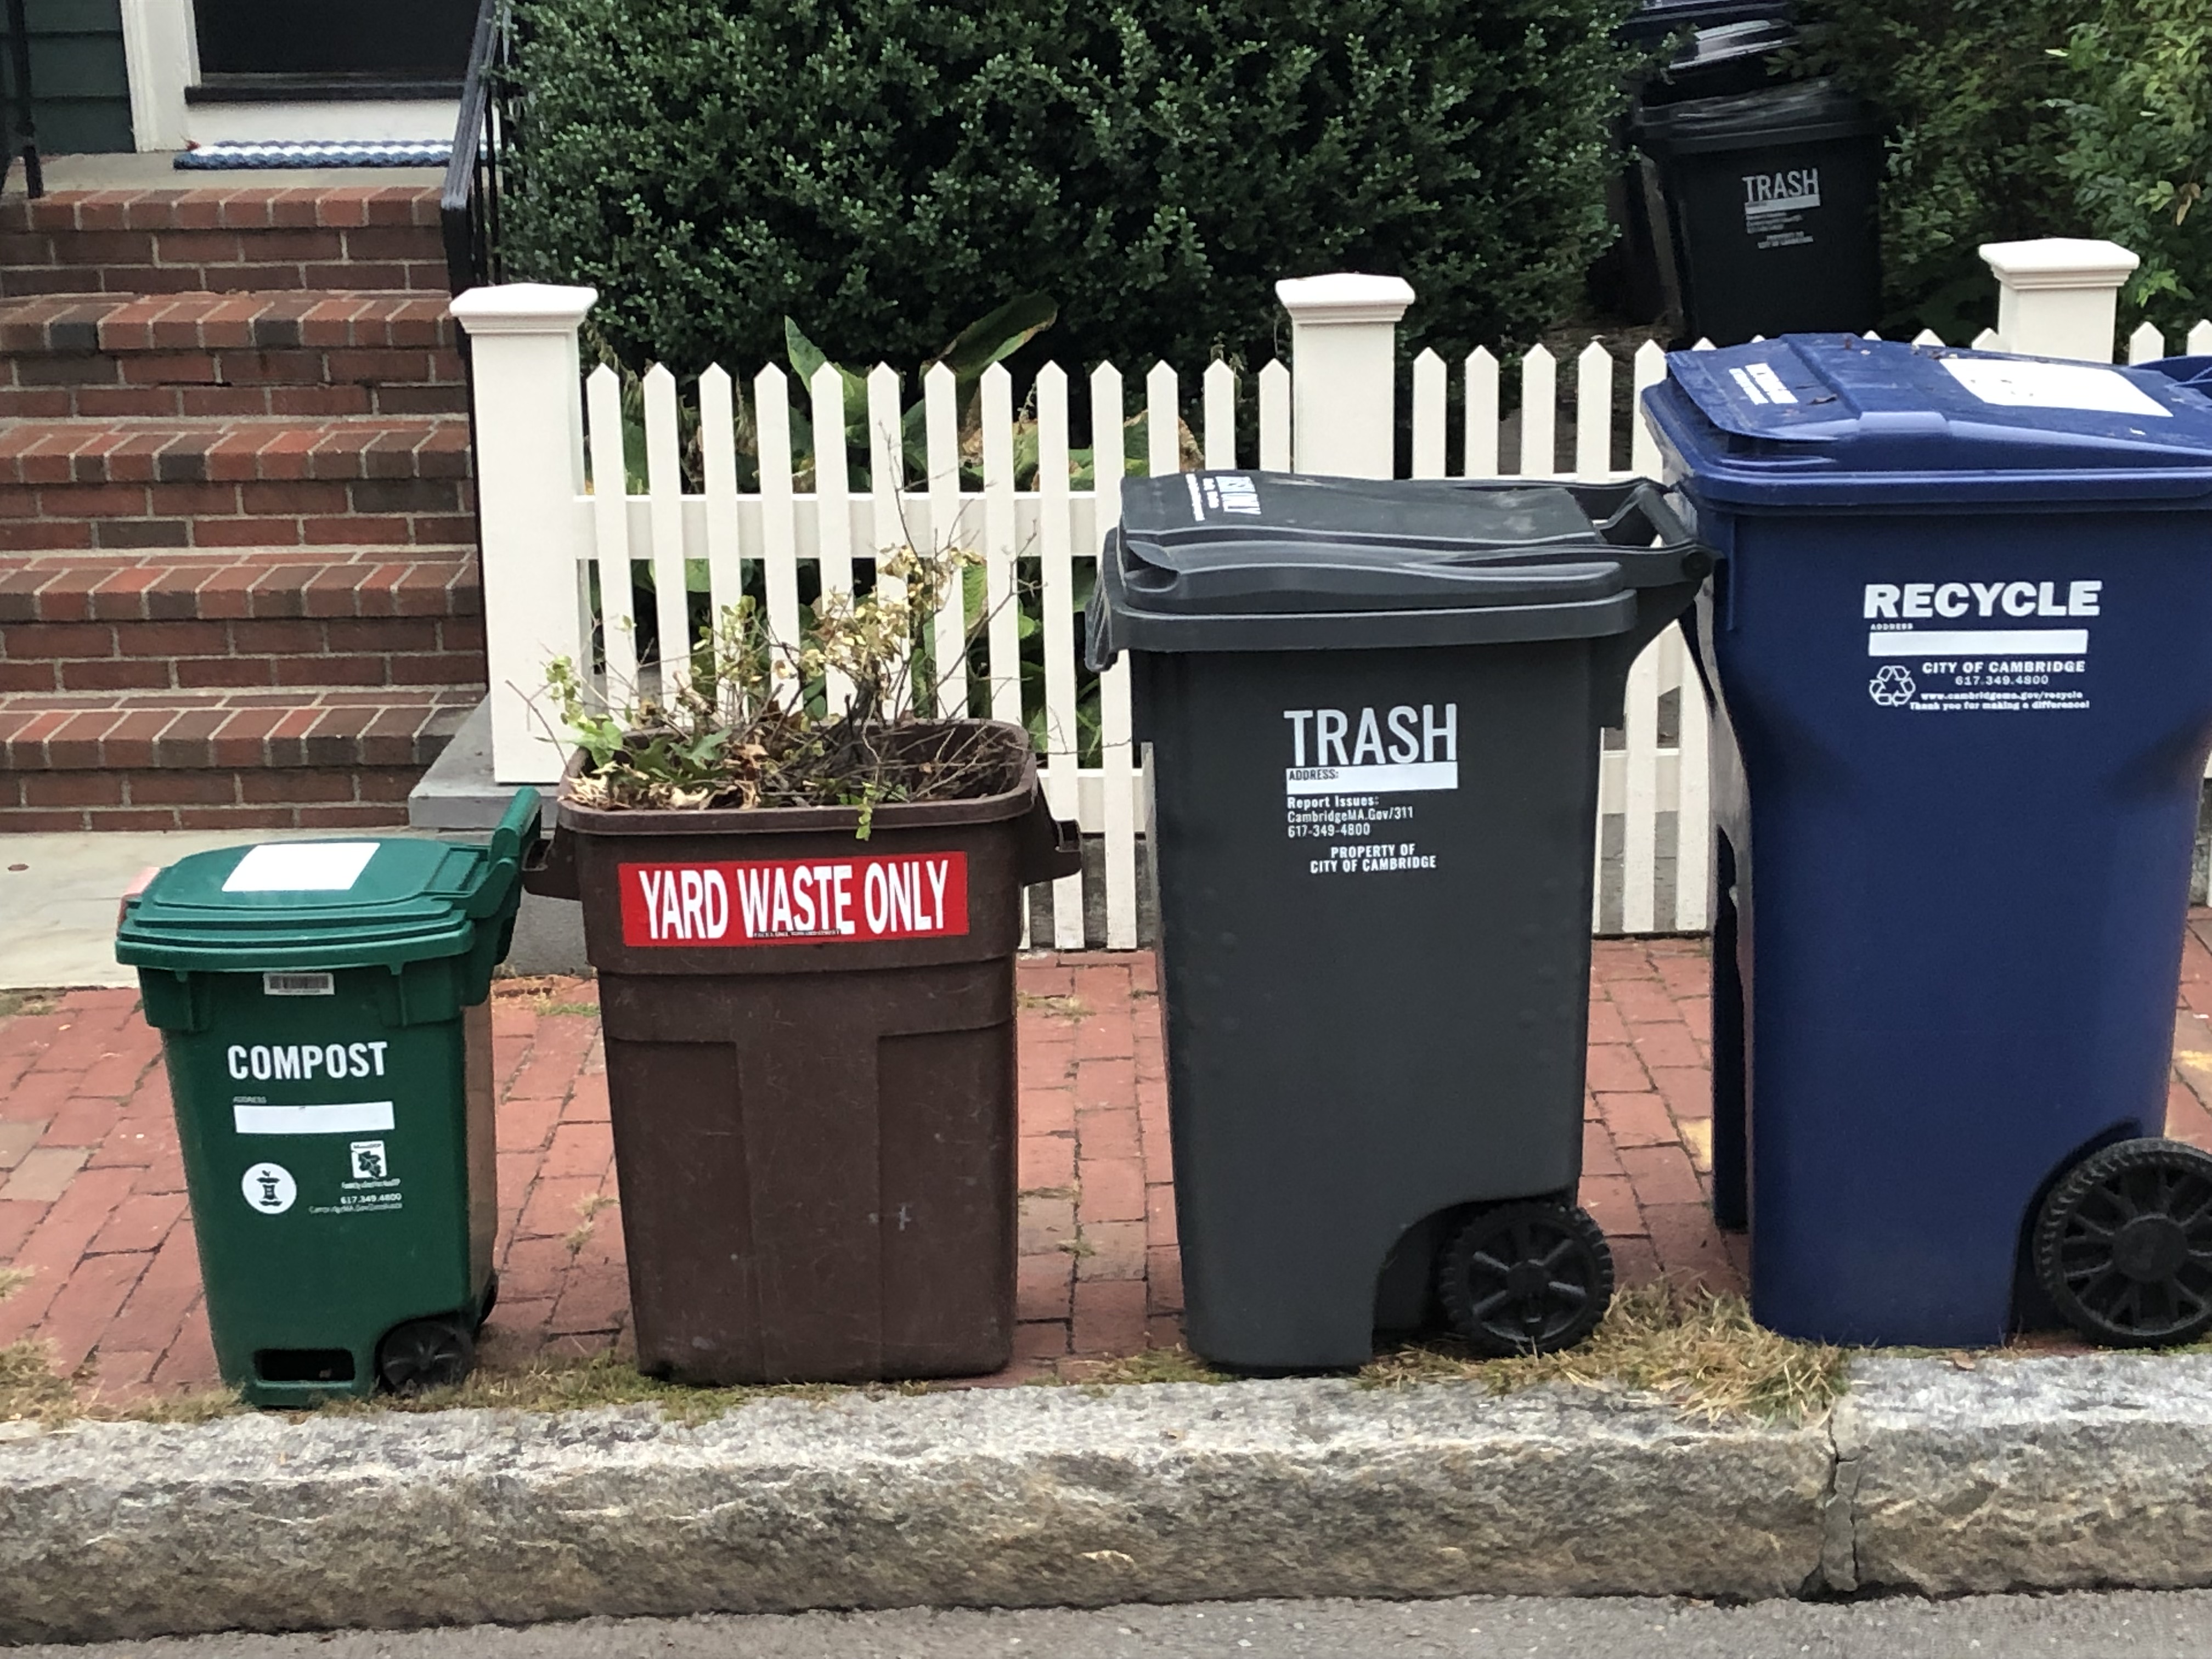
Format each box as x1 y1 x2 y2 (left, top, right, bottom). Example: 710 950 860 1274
21 1591 2212 1659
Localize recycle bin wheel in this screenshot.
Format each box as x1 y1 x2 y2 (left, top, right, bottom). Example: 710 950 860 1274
376 1316 477 1394
475 1270 499 1334
2034 1137 2212 1348
1436 1201 1615 1357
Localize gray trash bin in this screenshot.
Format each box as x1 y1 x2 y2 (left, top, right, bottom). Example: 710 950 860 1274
1087 471 1710 1369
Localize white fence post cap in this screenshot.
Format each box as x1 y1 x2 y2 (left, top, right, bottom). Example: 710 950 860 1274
450 283 600 333
1978 240 2140 291
1275 273 1415 326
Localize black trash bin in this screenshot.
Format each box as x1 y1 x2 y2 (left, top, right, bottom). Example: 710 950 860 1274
1634 79 1884 344
1606 15 1800 324
1087 471 1710 1370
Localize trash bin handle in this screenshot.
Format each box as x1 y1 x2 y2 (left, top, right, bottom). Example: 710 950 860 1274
521 821 581 902
1084 533 1122 672
1598 481 1712 587
1018 786 1085 885
1597 479 1686 545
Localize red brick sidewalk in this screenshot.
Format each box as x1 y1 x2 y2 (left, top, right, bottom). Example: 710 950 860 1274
9 919 2212 1405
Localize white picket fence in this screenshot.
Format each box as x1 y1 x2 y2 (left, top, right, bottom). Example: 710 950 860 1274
2132 320 2212 363
450 252 2212 951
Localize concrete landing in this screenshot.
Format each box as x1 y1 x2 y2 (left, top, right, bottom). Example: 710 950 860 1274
0 830 352 990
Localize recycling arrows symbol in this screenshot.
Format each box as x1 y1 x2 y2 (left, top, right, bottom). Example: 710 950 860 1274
1869 664 1916 707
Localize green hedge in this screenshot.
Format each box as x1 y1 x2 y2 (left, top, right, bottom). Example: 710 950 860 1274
505 0 1634 377
1793 0 2211 341
1788 0 2079 340
2054 0 2212 338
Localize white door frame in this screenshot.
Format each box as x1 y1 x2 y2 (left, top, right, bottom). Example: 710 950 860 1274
119 0 199 152
115 0 460 153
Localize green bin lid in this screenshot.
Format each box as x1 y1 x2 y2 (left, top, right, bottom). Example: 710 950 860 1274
115 791 539 974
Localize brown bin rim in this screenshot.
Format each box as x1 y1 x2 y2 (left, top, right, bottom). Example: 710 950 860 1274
551 719 1045 840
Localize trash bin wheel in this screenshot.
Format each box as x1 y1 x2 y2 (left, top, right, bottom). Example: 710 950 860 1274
2034 1137 2212 1348
1436 1201 1615 1357
475 1270 499 1335
376 1316 477 1395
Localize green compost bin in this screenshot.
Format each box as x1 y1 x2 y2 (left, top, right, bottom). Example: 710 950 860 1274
114 792 539 1407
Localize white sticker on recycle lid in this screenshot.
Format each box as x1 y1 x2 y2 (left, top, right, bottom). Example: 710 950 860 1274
1729 363 1799 407
222 842 379 893
1939 357 2170 419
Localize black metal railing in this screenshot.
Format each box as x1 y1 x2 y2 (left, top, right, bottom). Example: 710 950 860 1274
2 0 43 199
442 0 514 295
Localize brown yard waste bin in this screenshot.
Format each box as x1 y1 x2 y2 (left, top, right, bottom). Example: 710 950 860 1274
526 725 1077 1384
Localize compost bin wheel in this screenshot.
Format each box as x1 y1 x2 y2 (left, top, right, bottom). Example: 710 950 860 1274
1436 1200 1614 1357
376 1316 477 1394
2034 1137 2212 1348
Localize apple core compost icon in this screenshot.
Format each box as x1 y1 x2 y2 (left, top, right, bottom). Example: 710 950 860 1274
1869 664 1916 707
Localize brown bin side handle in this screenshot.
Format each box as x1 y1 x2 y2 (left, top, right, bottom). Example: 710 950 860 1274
1018 786 1084 885
522 822 580 901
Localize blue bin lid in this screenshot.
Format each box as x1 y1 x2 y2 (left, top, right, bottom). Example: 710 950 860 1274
1644 335 2212 507
2137 354 2212 392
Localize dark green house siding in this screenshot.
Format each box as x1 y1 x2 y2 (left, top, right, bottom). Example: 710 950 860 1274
1 0 132 155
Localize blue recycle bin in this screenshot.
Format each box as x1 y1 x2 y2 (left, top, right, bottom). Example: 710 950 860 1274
1645 335 2212 1349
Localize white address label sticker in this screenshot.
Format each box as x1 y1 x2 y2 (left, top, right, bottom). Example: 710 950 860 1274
1940 357 2169 418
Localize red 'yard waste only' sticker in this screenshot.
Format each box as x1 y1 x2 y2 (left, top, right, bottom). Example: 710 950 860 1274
618 855 969 946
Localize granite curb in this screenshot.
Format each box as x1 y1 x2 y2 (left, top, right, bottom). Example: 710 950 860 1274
2 1354 2210 1643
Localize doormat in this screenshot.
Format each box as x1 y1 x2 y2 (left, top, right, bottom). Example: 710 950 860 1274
174 139 450 171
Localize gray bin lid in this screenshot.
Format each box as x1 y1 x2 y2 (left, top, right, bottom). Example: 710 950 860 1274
1091 472 1708 656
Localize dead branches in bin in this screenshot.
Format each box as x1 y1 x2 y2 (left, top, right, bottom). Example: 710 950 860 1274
540 540 1014 830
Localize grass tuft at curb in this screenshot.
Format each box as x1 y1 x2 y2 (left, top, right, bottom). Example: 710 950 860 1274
314 1351 935 1423
0 1280 1843 1430
0 1338 238 1430
1052 1283 1849 1422
1359 1282 1850 1423
0 1340 77 1426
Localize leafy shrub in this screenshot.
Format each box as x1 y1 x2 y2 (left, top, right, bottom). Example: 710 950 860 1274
505 0 1634 377
2052 0 2212 336
1787 0 2080 340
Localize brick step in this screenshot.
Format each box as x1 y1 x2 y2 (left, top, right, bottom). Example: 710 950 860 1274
0 415 471 554
0 544 477 622
0 186 444 298
0 291 463 420
0 685 477 831
0 546 481 696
